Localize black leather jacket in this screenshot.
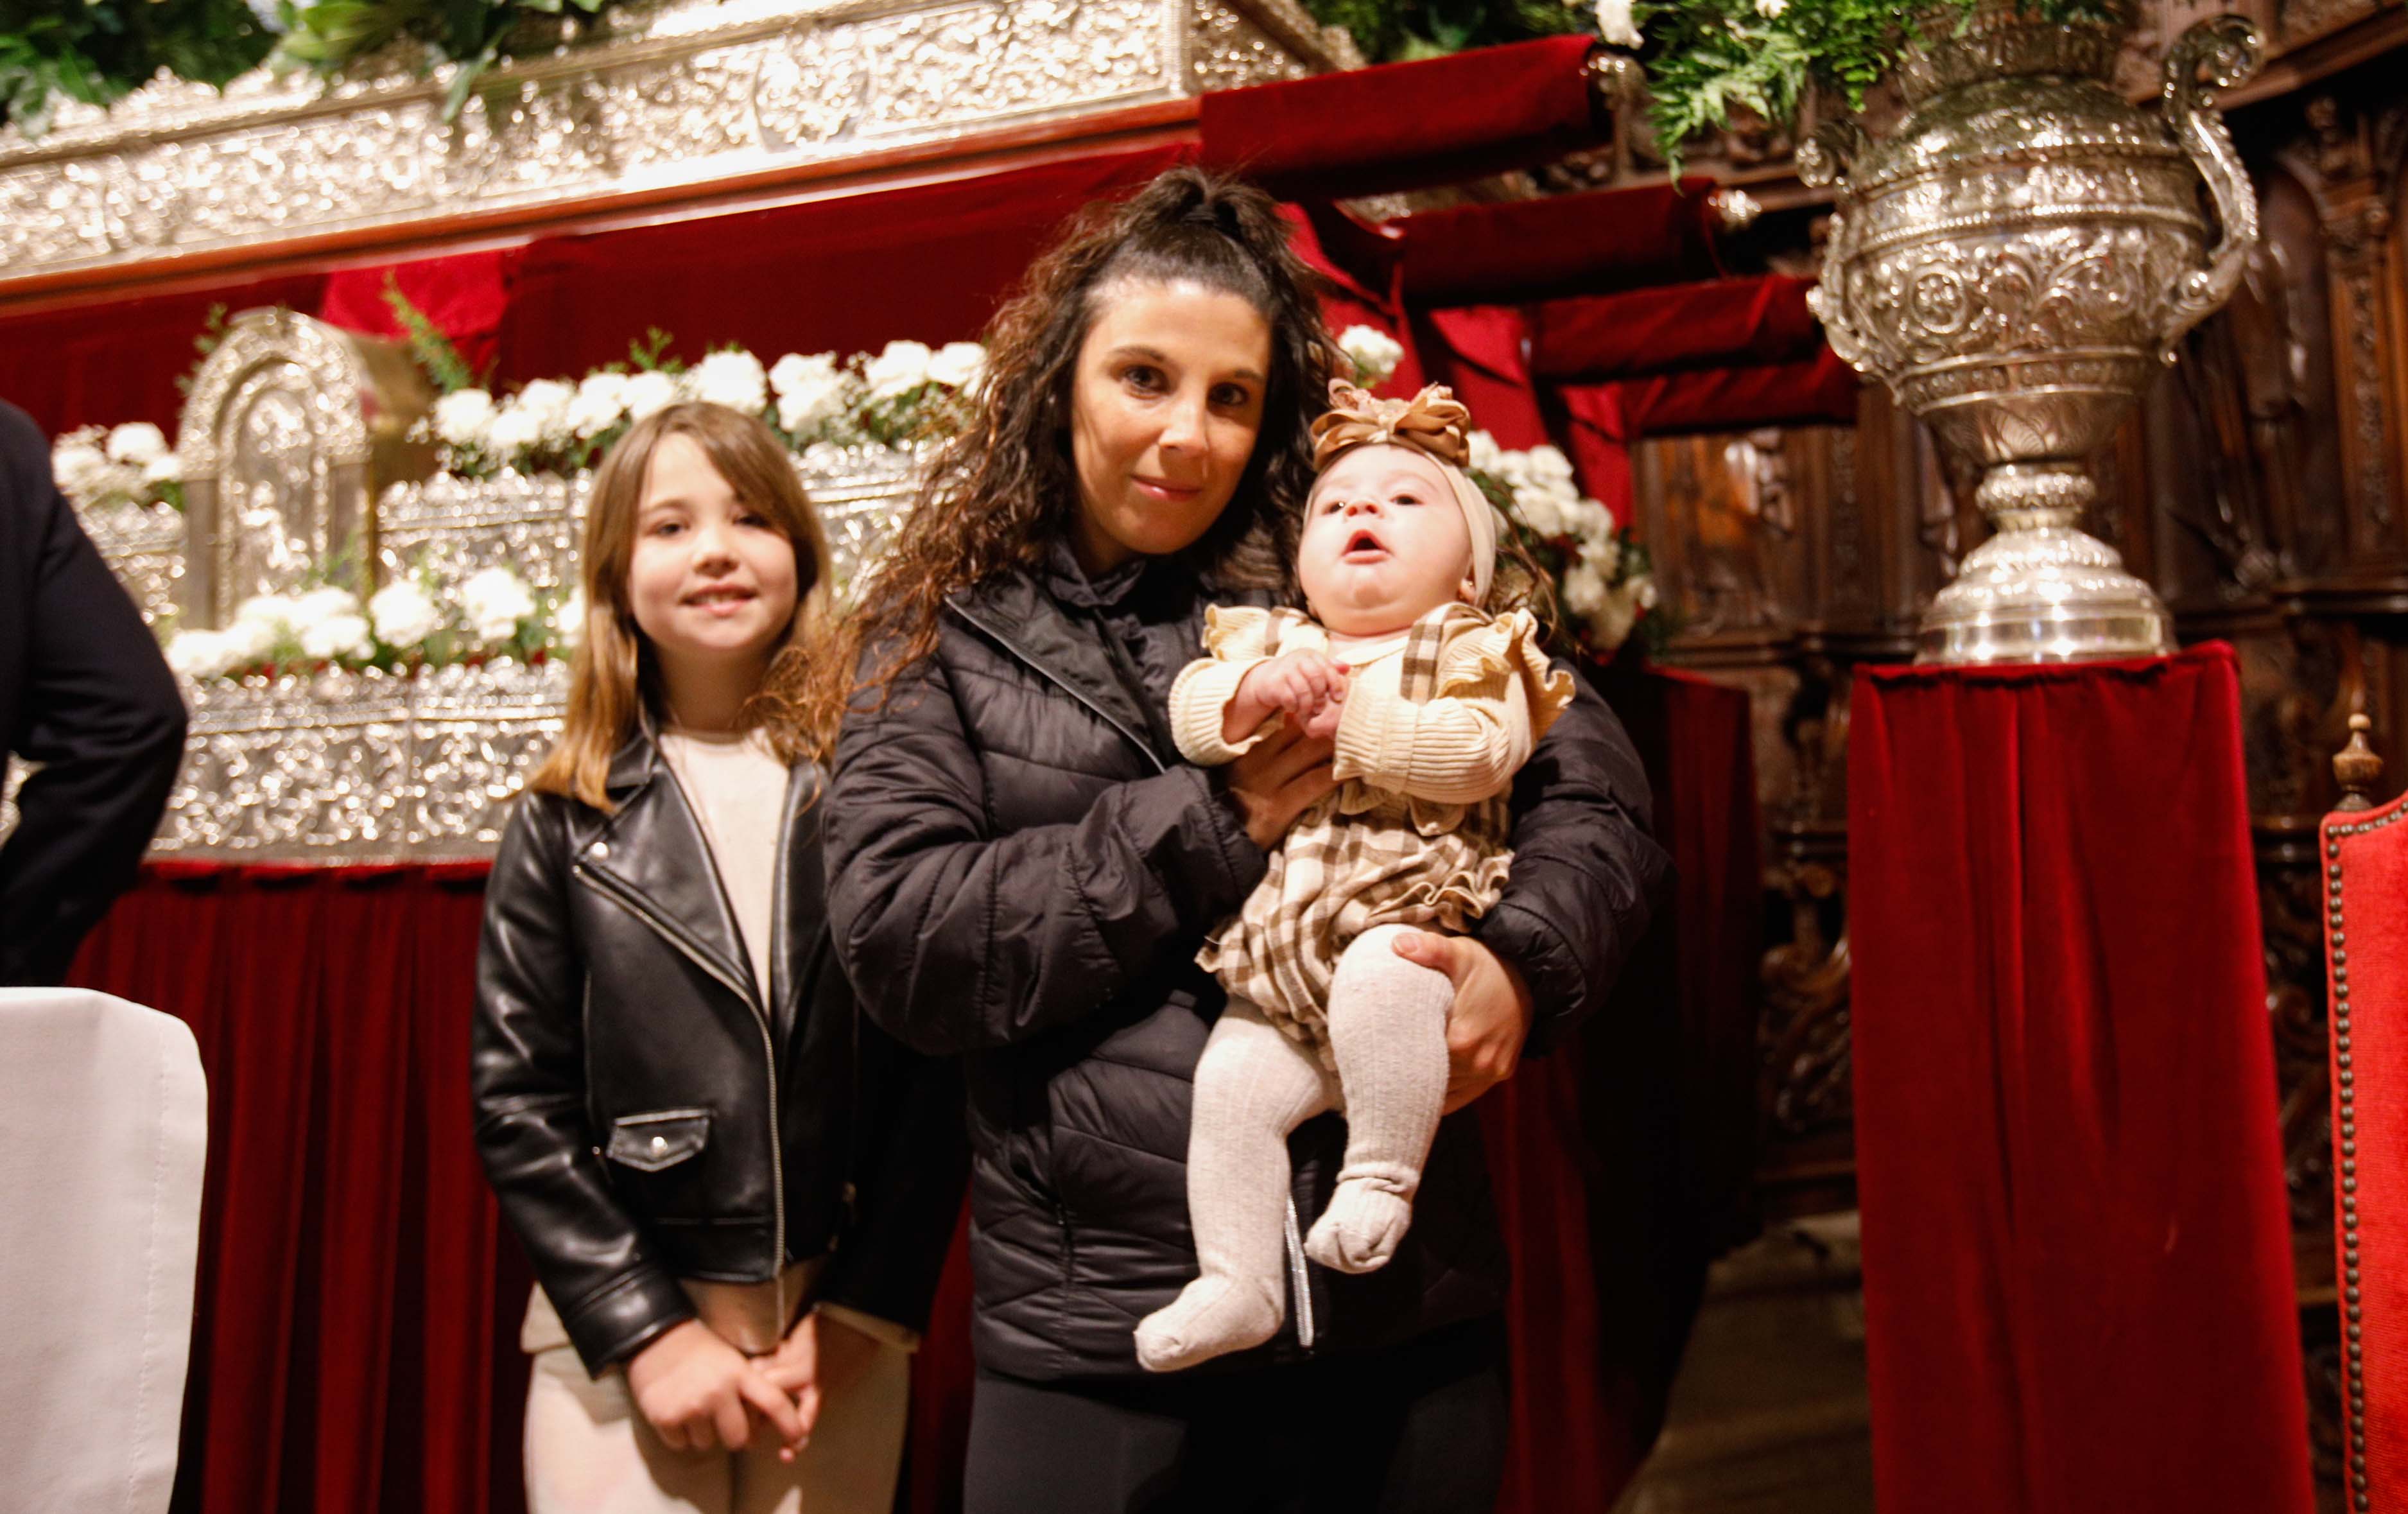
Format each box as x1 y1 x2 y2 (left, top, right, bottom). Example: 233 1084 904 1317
473 728 966 1375
826 548 1670 1380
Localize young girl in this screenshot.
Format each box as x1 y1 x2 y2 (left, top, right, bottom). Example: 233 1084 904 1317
474 401 964 1513
1134 380 1573 1373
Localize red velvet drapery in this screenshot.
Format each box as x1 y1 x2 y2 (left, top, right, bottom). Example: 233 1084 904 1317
61 671 1749 1514
1848 645 2314 1514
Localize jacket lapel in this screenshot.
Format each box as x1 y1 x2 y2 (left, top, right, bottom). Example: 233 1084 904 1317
587 727 758 1012
946 570 1168 772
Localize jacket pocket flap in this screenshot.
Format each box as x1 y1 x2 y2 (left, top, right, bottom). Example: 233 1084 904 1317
605 1109 711 1172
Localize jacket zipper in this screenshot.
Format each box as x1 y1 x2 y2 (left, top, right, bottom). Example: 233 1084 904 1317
943 600 1166 774
573 853 786 1301
1284 1197 1317 1350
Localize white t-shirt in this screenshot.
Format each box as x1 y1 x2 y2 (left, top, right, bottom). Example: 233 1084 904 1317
659 726 790 1005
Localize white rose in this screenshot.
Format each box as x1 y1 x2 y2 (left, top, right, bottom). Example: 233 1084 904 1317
1523 444 1577 487
1632 574 1659 611
106 422 169 466
623 370 680 422
1467 430 1503 476
1588 582 1645 653
432 388 497 448
1513 484 1568 538
220 609 282 665
368 579 446 650
294 585 361 621
776 374 849 437
166 629 237 681
553 586 589 654
1561 559 1610 619
483 403 546 460
926 342 986 390
1337 325 1405 387
770 352 836 397
566 389 625 440
863 340 934 398
691 350 770 415
1563 496 1618 546
142 451 182 485
1594 0 1642 48
1578 526 1623 582
234 593 299 638
513 379 576 439
576 370 629 410
50 440 111 497
1755 0 1787 17
300 612 373 661
461 566 537 645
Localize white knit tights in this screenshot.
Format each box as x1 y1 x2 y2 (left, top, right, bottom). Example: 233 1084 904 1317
1134 925 1454 1373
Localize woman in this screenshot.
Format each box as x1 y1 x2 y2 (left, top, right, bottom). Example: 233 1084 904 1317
805 168 1668 1513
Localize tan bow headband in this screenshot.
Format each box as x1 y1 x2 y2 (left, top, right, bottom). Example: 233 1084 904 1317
1309 379 1498 602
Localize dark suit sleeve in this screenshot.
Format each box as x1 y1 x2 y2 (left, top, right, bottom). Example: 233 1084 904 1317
0 406 188 986
1474 656 1672 1053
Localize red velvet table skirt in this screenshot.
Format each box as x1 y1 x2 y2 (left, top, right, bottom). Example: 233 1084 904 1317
1848 645 2313 1514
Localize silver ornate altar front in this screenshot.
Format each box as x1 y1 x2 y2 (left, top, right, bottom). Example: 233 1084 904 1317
0 0 1355 288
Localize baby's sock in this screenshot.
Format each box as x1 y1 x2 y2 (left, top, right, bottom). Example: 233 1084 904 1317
1305 925 1451 1275
1136 1001 1334 1372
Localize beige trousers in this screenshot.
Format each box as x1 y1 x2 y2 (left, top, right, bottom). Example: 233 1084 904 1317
520 1284 911 1514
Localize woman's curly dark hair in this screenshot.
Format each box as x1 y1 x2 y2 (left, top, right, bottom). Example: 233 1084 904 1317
775 166 1339 733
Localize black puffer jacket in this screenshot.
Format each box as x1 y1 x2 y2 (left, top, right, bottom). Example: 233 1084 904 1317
824 546 1668 1381
474 729 967 1375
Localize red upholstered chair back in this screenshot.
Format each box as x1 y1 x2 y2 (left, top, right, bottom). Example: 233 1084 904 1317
2329 734 2408 1514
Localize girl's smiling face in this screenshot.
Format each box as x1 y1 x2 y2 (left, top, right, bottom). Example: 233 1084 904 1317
627 432 800 708
1296 444 1473 637
1066 277 1273 575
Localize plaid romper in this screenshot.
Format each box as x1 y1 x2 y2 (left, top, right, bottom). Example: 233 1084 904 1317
1170 602 1575 1063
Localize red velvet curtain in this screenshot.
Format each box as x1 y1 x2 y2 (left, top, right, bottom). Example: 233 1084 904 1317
1848 645 2314 1514
1197 36 1602 202
69 863 531 1514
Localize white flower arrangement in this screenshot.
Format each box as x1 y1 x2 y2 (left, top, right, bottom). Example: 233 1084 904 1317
1469 431 1659 658
409 335 989 480
50 422 186 512
1337 326 1406 388
159 563 575 686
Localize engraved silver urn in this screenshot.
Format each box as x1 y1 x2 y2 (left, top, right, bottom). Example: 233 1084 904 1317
1801 4 2262 663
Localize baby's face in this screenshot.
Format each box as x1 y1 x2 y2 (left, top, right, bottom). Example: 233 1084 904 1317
1297 444 1473 637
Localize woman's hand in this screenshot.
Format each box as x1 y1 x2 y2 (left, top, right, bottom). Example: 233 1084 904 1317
762 1309 884 1418
625 1318 807 1457
1392 932 1536 1113
1226 721 1338 850
1227 652 1349 745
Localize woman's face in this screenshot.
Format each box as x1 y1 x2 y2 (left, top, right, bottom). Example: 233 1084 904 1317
1067 278 1273 574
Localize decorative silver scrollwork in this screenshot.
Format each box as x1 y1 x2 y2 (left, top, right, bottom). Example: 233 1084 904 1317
2160 14 2265 356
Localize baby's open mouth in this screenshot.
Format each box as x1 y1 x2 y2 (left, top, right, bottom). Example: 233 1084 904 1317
1343 528 1387 559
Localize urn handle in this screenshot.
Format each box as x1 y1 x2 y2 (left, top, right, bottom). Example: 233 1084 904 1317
1799 121 1873 372
2160 15 2263 357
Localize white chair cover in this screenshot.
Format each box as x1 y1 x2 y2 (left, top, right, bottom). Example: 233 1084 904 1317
0 988 207 1514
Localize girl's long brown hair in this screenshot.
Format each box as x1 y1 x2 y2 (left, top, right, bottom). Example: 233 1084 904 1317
530 402 836 812
773 166 1339 735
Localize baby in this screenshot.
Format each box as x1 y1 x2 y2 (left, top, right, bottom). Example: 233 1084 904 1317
1134 380 1572 1373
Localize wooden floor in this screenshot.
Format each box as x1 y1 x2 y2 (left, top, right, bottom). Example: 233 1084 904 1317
1613 1213 1873 1514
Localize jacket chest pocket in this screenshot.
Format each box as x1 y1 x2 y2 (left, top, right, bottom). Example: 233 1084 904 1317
604 1108 711 1174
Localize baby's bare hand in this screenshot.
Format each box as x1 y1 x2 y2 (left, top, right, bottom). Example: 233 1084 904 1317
1251 651 1348 720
